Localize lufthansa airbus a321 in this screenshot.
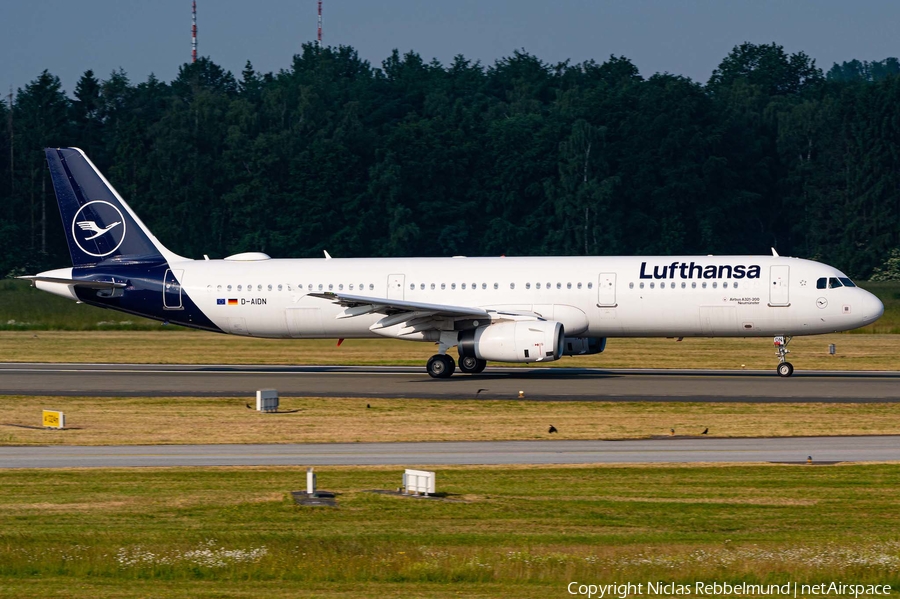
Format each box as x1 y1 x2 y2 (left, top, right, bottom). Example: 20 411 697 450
23 148 884 378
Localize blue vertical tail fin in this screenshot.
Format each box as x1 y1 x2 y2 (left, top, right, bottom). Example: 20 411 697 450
45 147 187 266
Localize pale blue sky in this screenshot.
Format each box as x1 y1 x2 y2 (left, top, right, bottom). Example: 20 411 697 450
2 0 898 95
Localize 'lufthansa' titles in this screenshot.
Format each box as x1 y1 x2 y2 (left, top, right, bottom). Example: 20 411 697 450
639 261 761 280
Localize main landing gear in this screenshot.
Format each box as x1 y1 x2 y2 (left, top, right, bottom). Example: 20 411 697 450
774 336 794 377
427 354 456 379
458 355 487 374
426 353 487 378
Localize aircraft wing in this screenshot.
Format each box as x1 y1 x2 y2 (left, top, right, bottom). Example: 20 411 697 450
308 292 491 319
18 275 127 290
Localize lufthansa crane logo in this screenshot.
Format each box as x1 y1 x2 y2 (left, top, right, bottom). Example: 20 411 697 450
71 200 126 257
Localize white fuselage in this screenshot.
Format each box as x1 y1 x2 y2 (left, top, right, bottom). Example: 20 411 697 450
168 255 883 339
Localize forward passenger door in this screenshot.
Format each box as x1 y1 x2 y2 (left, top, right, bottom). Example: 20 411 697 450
769 266 790 307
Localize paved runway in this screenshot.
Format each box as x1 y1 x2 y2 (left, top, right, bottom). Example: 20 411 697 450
1 436 898 468
1 363 900 402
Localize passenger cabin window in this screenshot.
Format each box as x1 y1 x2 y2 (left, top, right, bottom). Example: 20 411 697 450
536 283 541 289
526 283 531 289
629 282 634 289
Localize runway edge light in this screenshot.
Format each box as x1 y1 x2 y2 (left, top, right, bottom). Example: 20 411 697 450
307 468 317 497
42 410 65 429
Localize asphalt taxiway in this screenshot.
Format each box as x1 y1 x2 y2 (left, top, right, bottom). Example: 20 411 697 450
1 363 900 402
1 436 898 468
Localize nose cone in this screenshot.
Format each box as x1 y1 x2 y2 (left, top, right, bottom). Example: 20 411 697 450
860 290 884 325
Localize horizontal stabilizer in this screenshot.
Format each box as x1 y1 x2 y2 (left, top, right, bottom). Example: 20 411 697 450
18 275 127 290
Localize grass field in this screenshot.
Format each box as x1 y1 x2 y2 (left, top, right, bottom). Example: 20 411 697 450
1 464 899 598
2 278 900 333
2 330 899 371
3 396 900 445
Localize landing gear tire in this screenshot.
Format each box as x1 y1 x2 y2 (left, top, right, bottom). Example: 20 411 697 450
777 362 794 377
458 355 487 374
427 354 456 379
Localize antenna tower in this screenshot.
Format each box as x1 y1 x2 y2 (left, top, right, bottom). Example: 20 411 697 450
7 87 12 197
317 0 323 47
191 1 198 63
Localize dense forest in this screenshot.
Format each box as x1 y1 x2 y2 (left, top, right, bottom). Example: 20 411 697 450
2 42 900 279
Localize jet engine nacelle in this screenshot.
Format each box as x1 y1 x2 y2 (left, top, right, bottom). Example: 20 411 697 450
458 320 565 363
562 337 607 356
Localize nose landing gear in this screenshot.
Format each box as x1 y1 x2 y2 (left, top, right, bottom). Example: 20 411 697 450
774 336 793 377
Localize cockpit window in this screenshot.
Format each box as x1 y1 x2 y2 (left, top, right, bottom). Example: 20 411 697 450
839 277 856 287
816 278 826 289
828 277 843 289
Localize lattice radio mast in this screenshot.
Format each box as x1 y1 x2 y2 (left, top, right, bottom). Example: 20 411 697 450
191 1 198 63
317 0 323 47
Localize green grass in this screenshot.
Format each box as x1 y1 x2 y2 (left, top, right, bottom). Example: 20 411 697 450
1 464 899 597
3 278 900 332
